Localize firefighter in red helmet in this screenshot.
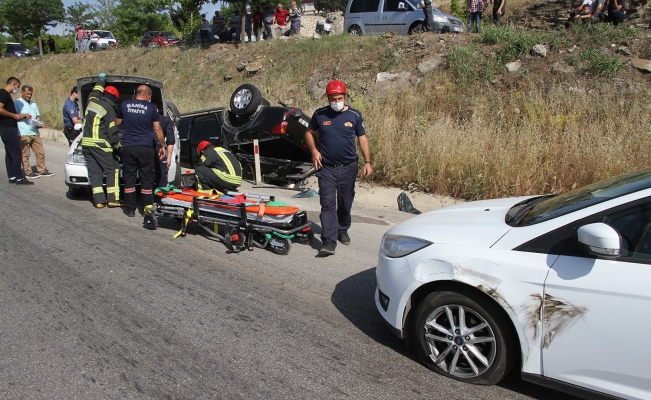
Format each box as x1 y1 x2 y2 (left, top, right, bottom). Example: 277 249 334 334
195 140 243 193
304 79 373 256
81 73 123 208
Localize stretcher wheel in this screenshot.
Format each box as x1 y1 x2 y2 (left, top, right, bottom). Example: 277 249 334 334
143 214 157 230
297 230 313 244
270 238 291 255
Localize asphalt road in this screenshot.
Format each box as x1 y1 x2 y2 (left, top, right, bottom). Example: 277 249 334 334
0 140 581 399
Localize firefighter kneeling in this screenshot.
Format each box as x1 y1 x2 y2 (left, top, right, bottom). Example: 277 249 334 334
195 141 242 193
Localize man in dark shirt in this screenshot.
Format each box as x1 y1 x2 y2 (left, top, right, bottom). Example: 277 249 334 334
115 85 165 217
0 77 33 185
304 80 373 256
63 86 81 146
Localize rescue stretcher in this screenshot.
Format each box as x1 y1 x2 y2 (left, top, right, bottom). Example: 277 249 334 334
143 187 313 254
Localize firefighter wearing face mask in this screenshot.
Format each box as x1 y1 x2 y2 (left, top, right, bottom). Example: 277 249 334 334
304 79 373 257
81 73 122 208
195 141 242 193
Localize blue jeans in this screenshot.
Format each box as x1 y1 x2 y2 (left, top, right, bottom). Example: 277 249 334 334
468 11 482 33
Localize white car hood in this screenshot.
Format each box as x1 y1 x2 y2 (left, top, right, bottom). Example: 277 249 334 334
388 197 534 248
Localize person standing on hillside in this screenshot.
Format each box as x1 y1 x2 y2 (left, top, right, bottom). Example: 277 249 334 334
115 85 165 217
0 77 33 185
272 3 290 38
304 80 373 257
229 10 242 42
491 0 505 25
418 0 435 32
14 85 54 179
244 7 253 42
47 36 56 54
253 6 264 41
200 14 211 43
467 0 489 33
63 86 81 146
289 1 302 35
76 25 86 53
263 1 275 39
81 75 122 207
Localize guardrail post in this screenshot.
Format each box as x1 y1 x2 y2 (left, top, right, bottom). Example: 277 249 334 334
253 139 262 185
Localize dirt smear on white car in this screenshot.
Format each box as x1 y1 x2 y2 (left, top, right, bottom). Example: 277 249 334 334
524 294 588 349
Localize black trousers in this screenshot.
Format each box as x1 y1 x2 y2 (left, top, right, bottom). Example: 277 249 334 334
63 125 77 146
316 161 358 248
154 144 169 188
83 147 119 204
0 126 24 180
122 146 156 211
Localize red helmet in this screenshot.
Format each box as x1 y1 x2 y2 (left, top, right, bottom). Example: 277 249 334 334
197 140 211 154
104 86 119 99
326 80 346 95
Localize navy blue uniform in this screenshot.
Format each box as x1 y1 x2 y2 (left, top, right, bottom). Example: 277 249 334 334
118 99 160 212
308 106 366 248
62 97 80 145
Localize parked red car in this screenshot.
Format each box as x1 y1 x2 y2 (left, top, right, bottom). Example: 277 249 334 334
138 31 182 47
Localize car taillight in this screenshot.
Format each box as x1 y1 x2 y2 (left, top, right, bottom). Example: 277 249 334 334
273 114 289 135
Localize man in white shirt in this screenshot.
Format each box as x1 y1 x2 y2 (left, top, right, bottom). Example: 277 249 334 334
14 85 54 179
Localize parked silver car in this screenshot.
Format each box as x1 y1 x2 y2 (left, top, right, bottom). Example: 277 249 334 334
344 0 464 35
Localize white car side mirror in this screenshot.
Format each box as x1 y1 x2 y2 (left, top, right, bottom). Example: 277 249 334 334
578 222 621 258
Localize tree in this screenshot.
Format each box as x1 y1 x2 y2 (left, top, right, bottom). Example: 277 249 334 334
92 0 118 31
0 0 65 54
113 0 171 44
65 2 96 29
170 0 214 41
314 0 347 12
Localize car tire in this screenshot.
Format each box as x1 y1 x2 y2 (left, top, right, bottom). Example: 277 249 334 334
171 161 182 187
411 290 515 385
348 25 362 36
230 83 264 117
69 187 87 197
165 99 180 125
409 22 425 34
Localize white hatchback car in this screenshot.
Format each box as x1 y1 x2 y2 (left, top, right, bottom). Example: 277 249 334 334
65 75 181 197
376 168 651 399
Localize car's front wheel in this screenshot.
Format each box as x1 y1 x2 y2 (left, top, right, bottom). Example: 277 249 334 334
412 291 515 385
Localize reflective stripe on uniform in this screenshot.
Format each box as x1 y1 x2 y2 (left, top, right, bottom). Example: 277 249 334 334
92 186 104 194
213 148 242 185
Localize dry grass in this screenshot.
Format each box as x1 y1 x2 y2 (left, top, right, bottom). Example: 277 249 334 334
2 29 651 200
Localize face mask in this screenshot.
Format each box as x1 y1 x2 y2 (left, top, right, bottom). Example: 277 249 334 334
330 101 344 112
11 88 18 94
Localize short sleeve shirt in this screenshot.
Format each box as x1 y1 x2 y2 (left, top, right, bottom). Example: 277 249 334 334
14 98 40 136
274 9 290 25
0 89 17 128
308 106 366 165
117 99 160 147
63 98 80 126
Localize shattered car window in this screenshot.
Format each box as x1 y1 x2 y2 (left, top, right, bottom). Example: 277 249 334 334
519 168 651 226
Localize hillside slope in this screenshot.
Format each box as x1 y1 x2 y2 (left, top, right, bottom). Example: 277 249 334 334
2 20 651 200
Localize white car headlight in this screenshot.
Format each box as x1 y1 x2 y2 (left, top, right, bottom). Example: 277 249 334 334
67 148 86 165
382 234 432 258
433 15 449 23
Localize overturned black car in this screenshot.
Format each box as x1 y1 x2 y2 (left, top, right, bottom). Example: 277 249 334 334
178 84 316 185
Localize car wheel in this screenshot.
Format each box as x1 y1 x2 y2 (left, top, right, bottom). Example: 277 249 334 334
171 161 182 187
348 25 362 36
69 187 87 197
165 99 180 125
412 291 515 385
230 83 264 117
409 22 425 34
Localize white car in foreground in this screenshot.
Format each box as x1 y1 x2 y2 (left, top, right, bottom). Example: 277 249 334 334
376 168 651 399
65 75 181 197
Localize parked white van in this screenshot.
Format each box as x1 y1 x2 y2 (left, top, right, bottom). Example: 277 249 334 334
344 0 464 35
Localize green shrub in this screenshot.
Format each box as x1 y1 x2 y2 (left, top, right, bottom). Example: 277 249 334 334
570 22 639 44
447 45 480 86
480 25 549 64
579 48 625 77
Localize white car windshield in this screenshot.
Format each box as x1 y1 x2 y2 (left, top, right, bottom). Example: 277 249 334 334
517 168 651 225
